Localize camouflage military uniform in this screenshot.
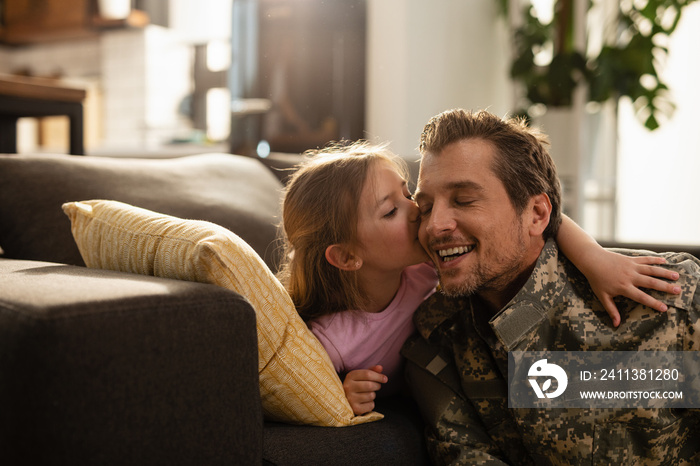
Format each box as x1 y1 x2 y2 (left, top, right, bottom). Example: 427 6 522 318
402 240 700 465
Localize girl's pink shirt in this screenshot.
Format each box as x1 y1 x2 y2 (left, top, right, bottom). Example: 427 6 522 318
308 262 438 395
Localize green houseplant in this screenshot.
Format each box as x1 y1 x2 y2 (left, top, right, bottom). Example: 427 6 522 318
501 0 698 130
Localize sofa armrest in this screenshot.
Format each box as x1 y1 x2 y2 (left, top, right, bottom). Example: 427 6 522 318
0 259 262 465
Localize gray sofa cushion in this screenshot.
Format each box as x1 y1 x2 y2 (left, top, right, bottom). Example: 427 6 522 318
0 258 263 465
0 153 283 270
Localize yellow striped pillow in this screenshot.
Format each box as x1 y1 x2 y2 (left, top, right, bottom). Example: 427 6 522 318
62 199 382 427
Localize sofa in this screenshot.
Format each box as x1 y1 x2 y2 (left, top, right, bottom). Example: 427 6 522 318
0 152 429 465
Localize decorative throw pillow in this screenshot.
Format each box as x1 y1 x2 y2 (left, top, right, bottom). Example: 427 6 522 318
62 199 382 427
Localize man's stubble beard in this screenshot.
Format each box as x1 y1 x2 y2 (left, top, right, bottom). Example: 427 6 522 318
439 219 528 298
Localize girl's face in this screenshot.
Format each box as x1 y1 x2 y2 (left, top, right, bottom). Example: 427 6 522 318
354 160 429 274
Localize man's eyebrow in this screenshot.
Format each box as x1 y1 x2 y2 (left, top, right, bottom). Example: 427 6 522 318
414 180 483 203
449 180 484 192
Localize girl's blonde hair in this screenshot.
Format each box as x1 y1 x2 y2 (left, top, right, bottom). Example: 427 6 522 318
277 141 409 321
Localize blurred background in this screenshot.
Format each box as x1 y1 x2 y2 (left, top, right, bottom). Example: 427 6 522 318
0 0 697 246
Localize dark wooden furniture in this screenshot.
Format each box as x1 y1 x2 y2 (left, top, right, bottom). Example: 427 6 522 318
0 74 86 155
230 0 366 155
0 0 149 45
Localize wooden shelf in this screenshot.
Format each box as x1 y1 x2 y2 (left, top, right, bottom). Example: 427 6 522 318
0 0 149 46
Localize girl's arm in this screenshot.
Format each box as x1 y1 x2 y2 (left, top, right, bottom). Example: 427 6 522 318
556 215 680 327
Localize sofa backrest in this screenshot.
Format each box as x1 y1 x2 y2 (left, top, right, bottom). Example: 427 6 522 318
0 153 284 271
600 241 700 261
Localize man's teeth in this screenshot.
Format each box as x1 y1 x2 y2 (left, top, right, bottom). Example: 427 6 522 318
438 246 473 262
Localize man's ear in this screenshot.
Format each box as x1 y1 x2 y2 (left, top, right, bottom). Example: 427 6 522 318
325 244 363 271
527 193 552 237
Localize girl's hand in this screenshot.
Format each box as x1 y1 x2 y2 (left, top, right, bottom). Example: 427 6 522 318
585 251 680 327
342 365 387 415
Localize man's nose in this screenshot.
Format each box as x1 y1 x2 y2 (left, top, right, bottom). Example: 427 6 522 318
425 202 456 236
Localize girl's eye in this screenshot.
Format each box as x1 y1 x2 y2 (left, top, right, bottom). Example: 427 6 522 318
383 207 398 218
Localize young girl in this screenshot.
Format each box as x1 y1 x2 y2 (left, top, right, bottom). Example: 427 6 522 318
277 141 680 415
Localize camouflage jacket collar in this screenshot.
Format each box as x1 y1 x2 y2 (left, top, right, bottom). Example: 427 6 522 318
489 239 560 351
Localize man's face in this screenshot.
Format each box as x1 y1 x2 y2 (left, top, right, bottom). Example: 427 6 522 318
414 138 533 301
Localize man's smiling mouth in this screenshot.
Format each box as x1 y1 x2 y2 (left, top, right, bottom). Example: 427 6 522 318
437 245 474 262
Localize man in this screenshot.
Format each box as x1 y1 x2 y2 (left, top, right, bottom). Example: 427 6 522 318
402 109 700 464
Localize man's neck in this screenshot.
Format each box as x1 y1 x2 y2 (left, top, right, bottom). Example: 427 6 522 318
477 266 535 316
477 241 544 316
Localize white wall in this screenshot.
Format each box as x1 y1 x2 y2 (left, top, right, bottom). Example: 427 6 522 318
366 0 511 177
617 3 700 245
169 0 232 43
98 27 192 151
